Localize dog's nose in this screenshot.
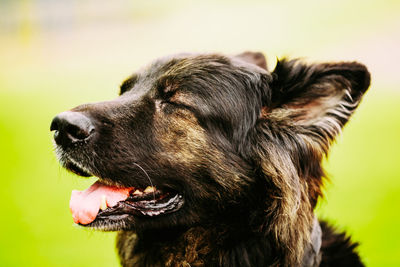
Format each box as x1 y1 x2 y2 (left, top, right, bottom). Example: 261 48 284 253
50 111 95 146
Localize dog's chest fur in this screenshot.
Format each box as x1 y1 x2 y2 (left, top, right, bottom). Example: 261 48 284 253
117 227 278 267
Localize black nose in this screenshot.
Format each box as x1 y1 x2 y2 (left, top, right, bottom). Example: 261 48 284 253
50 111 95 147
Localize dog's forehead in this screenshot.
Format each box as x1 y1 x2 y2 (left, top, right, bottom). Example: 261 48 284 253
142 54 229 79
149 53 264 74
120 53 267 104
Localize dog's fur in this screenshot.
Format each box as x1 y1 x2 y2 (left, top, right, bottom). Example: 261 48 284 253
53 52 370 266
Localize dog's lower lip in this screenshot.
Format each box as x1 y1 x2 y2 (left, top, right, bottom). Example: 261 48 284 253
98 192 184 218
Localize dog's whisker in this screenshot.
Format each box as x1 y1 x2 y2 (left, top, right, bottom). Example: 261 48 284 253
132 162 156 200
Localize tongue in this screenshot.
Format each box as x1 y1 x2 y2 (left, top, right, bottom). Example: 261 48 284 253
70 181 134 225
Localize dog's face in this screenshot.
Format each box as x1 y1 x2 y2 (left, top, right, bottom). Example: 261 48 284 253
51 53 370 238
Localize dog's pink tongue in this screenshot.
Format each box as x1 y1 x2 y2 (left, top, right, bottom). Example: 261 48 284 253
69 181 133 225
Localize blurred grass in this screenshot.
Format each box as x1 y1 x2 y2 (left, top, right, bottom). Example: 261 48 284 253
316 88 400 266
0 0 399 266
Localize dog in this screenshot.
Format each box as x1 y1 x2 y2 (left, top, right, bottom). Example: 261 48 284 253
51 52 370 266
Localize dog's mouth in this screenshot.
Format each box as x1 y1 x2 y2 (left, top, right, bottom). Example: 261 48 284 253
66 160 184 230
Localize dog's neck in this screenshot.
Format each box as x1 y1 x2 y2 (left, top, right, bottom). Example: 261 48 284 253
117 218 322 267
117 225 275 266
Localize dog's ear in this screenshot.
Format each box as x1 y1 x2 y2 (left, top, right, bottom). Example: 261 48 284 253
253 60 370 264
267 58 371 148
235 51 268 70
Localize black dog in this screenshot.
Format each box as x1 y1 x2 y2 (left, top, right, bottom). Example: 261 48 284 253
51 52 370 266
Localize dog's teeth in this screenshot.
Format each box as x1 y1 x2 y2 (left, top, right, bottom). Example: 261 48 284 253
100 195 107 210
144 186 156 193
133 189 143 195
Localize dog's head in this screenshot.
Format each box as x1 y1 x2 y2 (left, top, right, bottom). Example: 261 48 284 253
51 52 369 263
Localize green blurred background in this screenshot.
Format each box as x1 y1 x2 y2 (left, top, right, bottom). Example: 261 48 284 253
0 0 399 266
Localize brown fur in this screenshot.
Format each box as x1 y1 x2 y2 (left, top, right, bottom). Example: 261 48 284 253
51 52 370 266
